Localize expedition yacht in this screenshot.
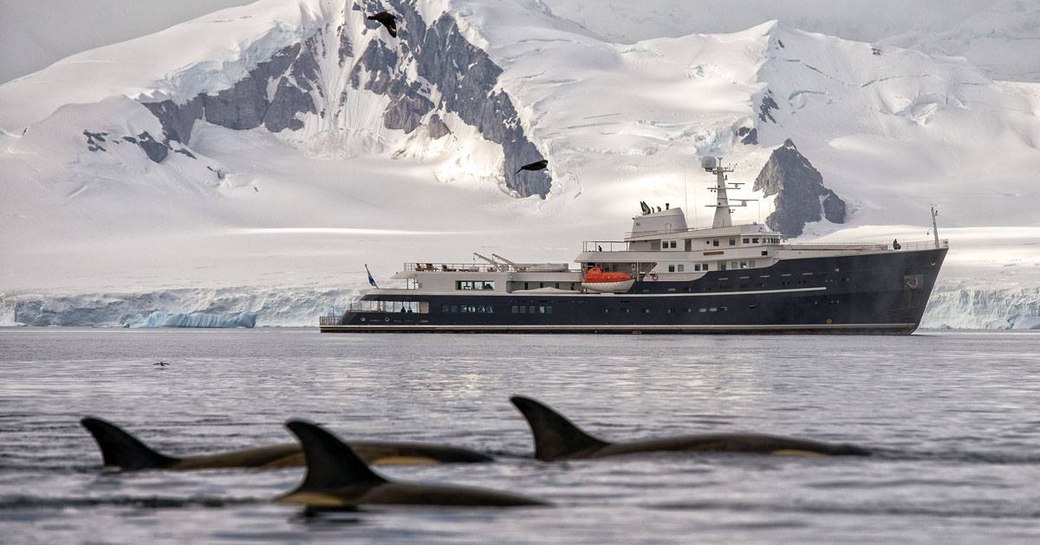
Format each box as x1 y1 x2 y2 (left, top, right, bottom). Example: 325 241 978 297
320 157 947 334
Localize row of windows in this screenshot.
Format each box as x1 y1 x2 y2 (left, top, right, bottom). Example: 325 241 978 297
604 306 730 314
659 237 781 250
513 305 553 314
441 304 495 313
664 260 757 273
348 300 428 313
439 304 555 314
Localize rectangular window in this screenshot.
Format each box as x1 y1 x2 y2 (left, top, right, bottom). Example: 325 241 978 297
753 238 759 243
742 238 749 243
712 240 719 247
668 265 675 272
729 238 736 246
677 264 684 272
456 280 496 290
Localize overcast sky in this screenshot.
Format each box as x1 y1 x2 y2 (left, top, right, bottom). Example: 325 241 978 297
0 0 253 83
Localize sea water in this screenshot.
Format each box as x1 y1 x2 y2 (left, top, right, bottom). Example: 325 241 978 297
1 329 1038 544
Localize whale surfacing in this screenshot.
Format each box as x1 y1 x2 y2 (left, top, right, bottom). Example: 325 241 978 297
276 420 548 508
80 417 492 471
509 396 870 461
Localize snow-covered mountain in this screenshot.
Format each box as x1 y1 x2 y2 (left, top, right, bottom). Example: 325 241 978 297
1 0 1038 329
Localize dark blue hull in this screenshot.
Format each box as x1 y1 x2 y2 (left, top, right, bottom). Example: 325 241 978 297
321 248 947 335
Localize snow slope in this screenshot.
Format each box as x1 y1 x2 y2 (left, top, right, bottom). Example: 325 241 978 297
540 0 1040 83
0 0 254 84
2 0 1038 328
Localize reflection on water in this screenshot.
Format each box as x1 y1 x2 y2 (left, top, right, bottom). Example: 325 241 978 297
1 329 1039 544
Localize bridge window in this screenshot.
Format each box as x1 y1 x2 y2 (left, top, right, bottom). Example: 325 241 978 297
456 280 496 290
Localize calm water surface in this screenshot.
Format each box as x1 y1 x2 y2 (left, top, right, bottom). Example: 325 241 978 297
1 329 1038 544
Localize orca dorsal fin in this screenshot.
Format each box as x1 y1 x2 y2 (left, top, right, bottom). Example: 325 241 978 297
80 417 180 470
510 396 610 461
285 420 387 491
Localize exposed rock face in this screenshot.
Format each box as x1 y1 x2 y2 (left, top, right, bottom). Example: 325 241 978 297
143 40 321 143
134 0 550 197
758 90 779 123
428 113 450 139
736 126 758 145
133 132 169 163
753 139 846 237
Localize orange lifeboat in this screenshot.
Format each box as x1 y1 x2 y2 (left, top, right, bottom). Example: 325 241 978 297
582 267 635 293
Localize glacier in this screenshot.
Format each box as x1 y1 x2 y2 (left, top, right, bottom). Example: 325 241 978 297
3 288 357 328
922 285 1040 331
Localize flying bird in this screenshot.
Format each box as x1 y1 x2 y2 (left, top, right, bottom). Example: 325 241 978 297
514 159 548 174
153 361 169 367
367 12 398 38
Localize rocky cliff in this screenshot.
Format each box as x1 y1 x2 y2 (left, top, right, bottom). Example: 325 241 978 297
753 139 846 237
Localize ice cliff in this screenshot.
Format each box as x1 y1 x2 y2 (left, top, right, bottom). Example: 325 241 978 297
5 288 357 328
922 285 1040 330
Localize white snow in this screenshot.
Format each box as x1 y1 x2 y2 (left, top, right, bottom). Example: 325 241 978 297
1 0 1039 329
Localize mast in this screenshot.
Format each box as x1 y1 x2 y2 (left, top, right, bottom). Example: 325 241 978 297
931 206 940 249
700 156 744 228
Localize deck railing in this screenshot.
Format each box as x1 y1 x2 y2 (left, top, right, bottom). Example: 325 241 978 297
318 315 339 326
782 239 949 252
405 262 576 273
582 241 629 252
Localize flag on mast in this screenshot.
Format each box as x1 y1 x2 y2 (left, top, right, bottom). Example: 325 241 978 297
365 264 379 289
